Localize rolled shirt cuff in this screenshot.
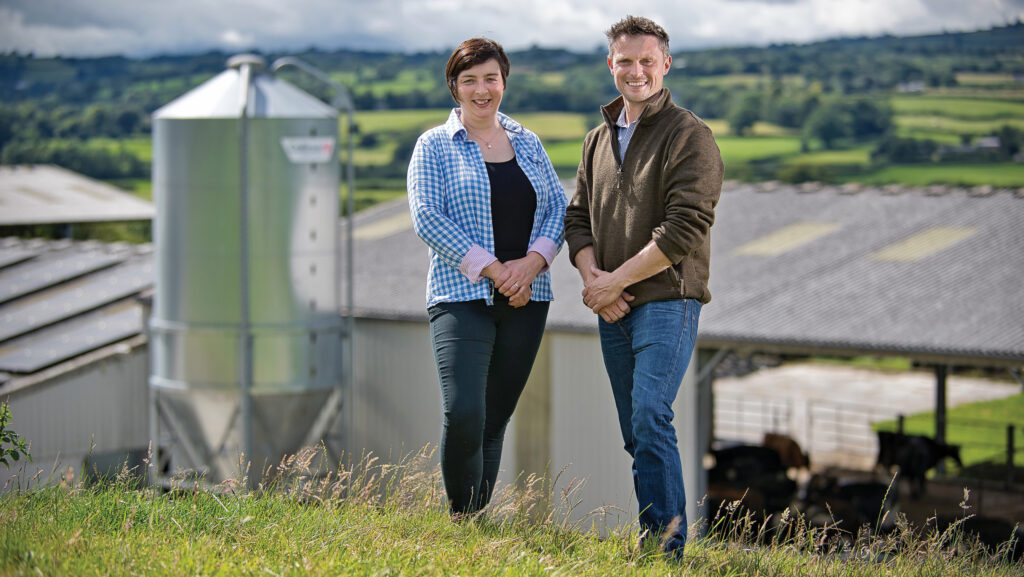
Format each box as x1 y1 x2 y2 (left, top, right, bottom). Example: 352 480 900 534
460 244 498 283
528 237 558 274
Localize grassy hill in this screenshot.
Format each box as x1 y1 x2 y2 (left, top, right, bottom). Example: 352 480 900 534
1 448 1021 576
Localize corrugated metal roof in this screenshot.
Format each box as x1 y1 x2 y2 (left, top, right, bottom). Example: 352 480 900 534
349 182 1023 366
701 182 1023 364
1 180 1020 393
0 239 152 380
0 165 155 226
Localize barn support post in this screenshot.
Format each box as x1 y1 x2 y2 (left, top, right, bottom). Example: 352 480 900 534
1009 367 1023 392
689 347 730 537
1008 425 1016 487
935 365 948 475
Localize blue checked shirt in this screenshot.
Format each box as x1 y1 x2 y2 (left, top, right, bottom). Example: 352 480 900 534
616 106 640 159
408 109 567 307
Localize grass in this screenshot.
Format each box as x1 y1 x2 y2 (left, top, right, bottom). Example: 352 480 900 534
347 188 407 214
809 356 914 372
785 145 873 167
894 127 972 146
841 163 1024 187
954 73 1020 87
895 115 1024 137
543 140 584 174
874 393 1024 468
514 112 590 142
1 447 1020 576
692 74 806 89
88 136 154 163
928 87 1024 101
716 135 805 164
358 69 439 98
889 96 1024 120
354 109 449 134
537 72 567 86
693 74 768 88
703 120 794 138
351 140 399 166
105 177 152 199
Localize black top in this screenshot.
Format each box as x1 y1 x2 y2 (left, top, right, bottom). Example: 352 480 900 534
487 157 536 262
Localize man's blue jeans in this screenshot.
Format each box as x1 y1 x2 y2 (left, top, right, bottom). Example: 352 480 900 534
598 298 701 554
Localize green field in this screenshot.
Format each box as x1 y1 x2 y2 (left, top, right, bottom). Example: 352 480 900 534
110 177 152 199
76 91 1024 208
844 163 1024 187
890 96 1024 120
955 72 1021 87
542 140 584 174
694 73 765 88
704 120 793 137
348 188 407 213
352 68 438 98
784 146 873 167
89 137 154 163
354 108 448 134
536 72 567 86
875 393 1024 469
896 115 1024 137
716 135 804 164
514 112 590 141
351 140 399 166
693 74 805 89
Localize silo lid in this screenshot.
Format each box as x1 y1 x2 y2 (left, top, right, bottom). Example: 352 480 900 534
154 55 337 120
226 53 267 72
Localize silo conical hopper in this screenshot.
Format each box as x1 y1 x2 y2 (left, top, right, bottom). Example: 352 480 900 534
149 54 345 484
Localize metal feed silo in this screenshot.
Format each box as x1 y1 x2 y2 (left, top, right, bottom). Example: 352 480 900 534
149 54 346 485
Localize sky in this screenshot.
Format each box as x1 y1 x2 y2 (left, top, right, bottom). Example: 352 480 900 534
1 0 1022 58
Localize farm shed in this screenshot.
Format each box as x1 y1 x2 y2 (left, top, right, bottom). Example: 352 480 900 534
0 164 155 227
338 179 1024 530
1 175 1022 534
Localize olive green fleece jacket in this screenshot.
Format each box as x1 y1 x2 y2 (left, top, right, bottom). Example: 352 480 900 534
565 89 724 306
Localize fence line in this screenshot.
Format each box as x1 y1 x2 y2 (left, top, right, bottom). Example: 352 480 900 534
714 391 1023 478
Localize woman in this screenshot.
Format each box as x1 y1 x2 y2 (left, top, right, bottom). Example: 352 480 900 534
407 38 566 518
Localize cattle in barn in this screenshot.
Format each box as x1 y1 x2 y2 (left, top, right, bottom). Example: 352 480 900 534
801 473 899 533
935 515 1024 562
707 443 798 517
876 431 962 499
763 432 811 470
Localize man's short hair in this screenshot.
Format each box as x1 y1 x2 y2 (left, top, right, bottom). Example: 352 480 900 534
606 15 670 59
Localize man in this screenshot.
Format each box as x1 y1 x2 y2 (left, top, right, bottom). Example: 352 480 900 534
564 15 723 556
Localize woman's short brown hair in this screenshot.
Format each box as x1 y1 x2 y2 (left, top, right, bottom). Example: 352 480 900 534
445 38 510 103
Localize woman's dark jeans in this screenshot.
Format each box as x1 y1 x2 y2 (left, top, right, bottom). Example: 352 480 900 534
428 297 549 515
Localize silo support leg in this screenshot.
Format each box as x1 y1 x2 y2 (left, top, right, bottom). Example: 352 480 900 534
301 388 344 455
156 396 216 479
213 403 241 458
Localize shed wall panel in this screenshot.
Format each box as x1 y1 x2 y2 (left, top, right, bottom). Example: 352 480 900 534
1 345 149 487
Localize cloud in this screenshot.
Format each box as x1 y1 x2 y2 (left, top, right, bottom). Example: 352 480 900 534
0 0 1020 58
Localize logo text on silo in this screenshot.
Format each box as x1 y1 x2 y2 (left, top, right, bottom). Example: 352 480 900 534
281 137 336 164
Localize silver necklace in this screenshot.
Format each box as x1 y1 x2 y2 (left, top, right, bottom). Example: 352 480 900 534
469 125 501 149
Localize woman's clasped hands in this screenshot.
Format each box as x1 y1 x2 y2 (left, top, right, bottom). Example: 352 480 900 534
483 252 546 308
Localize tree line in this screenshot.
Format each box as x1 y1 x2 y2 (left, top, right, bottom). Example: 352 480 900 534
1 22 1021 180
